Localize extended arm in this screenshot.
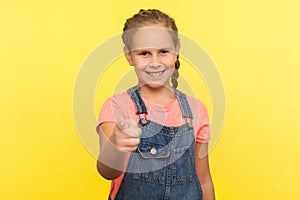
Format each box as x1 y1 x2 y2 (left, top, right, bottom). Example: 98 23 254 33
96 121 141 180
97 122 125 180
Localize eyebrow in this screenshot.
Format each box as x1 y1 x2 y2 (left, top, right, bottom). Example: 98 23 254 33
131 47 175 52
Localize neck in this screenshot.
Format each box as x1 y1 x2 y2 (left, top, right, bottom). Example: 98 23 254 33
139 84 176 106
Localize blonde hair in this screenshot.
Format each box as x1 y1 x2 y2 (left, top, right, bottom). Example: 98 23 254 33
122 9 180 88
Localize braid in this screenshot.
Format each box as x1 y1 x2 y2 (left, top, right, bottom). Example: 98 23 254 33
171 55 180 88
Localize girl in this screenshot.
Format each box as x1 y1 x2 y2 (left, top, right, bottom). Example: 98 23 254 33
96 9 215 200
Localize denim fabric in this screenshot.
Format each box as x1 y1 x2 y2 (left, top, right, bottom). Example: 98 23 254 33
114 86 202 200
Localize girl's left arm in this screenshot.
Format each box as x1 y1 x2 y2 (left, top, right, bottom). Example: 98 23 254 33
195 142 215 200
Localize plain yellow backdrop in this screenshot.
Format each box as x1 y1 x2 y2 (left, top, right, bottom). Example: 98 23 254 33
1 0 300 199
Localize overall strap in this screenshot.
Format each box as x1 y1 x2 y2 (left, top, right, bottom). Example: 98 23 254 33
174 89 193 119
127 86 148 114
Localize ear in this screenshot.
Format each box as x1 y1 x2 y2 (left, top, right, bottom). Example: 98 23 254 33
123 47 133 66
175 41 181 54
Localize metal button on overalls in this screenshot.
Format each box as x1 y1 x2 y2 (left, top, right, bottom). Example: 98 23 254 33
150 147 157 155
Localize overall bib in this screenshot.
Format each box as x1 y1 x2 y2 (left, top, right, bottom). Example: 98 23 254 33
113 86 203 200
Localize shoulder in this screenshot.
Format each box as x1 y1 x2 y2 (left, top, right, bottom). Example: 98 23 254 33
185 95 209 124
103 92 132 106
110 91 131 100
175 90 206 108
174 89 208 115
186 96 208 112
100 91 134 117
98 91 134 124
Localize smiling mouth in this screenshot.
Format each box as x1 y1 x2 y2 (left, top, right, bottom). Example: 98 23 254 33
146 70 166 76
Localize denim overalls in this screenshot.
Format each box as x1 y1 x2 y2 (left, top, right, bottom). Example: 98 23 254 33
113 86 203 200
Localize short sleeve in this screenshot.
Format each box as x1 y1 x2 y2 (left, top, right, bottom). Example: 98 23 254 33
95 93 133 134
195 101 210 143
187 97 210 143
98 98 119 123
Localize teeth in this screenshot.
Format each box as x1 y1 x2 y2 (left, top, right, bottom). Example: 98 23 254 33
149 71 163 76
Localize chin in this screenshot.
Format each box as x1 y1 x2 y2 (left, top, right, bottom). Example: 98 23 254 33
141 81 171 89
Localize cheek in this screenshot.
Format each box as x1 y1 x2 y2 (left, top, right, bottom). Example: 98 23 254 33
133 58 149 67
134 67 141 75
164 55 177 67
164 58 176 69
134 65 146 75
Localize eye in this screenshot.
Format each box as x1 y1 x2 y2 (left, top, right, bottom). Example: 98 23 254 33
139 51 149 56
160 49 169 54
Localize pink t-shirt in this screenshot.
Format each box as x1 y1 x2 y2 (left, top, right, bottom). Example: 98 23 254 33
96 92 210 200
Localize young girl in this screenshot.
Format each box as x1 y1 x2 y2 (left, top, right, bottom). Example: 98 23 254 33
96 9 215 200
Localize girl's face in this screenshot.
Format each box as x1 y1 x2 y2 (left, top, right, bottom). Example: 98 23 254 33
124 24 179 89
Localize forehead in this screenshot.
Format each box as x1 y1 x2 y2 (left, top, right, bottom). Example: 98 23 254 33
125 27 177 51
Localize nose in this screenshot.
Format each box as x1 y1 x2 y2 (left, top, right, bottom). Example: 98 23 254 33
149 54 161 68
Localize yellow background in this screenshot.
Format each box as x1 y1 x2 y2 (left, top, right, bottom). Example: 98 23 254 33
1 0 299 199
